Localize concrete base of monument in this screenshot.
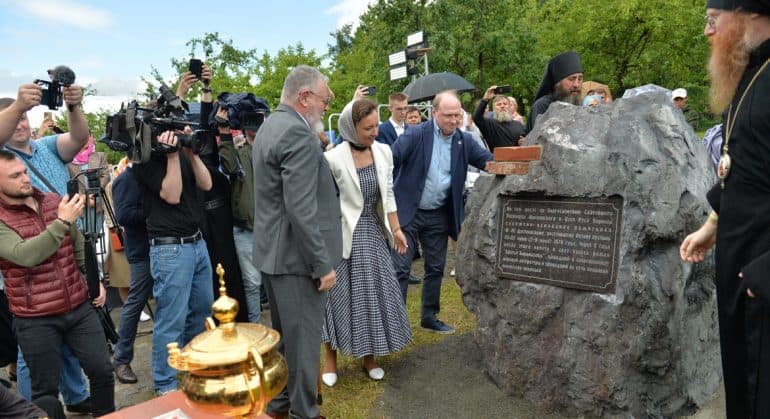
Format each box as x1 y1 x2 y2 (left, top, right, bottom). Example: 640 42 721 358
457 89 722 417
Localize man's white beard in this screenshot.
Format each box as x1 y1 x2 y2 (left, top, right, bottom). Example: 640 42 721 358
312 120 325 133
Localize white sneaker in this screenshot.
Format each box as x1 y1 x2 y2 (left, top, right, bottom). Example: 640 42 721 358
140 311 151 322
450 268 456 277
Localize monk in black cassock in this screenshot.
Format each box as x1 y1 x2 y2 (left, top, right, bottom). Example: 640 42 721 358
525 51 584 132
680 1 770 417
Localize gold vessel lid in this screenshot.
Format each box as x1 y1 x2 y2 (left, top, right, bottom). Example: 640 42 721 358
168 264 280 371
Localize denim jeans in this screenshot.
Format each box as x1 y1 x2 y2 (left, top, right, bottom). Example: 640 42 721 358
150 239 213 393
16 344 89 405
14 302 115 416
113 259 154 365
391 207 450 322
233 227 261 322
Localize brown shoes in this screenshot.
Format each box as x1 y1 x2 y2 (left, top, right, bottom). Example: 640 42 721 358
114 363 138 384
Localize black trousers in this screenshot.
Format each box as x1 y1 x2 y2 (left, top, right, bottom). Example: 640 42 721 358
14 302 115 416
0 292 16 366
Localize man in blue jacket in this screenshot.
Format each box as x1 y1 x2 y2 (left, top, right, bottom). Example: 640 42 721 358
391 91 492 334
375 92 409 146
111 157 152 385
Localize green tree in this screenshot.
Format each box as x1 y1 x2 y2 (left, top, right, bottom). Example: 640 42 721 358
328 0 431 110
251 43 325 109
141 32 259 101
327 0 544 115
143 32 325 111
424 0 544 110
534 0 709 112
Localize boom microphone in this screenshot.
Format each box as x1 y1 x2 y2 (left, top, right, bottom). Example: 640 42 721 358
48 65 76 87
47 65 77 111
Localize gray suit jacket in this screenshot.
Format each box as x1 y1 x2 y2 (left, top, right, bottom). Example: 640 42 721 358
252 104 342 278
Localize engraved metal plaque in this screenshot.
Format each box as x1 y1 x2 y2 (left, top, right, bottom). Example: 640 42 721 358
495 195 623 293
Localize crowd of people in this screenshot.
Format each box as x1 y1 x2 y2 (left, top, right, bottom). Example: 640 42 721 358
0 1 767 417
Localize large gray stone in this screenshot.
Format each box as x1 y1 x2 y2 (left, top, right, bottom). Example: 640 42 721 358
456 91 721 418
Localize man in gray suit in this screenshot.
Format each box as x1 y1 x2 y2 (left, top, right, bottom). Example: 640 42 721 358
252 65 342 419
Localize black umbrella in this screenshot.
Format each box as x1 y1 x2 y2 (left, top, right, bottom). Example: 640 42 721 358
403 72 476 103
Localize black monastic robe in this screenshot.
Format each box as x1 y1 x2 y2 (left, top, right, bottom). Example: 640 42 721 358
707 38 770 419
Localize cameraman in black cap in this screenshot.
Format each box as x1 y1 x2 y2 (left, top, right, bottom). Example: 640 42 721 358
526 51 584 132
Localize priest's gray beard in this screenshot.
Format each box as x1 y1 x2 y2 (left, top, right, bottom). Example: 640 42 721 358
554 83 581 106
493 111 514 123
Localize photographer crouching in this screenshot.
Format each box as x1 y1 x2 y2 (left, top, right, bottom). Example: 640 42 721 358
132 127 214 395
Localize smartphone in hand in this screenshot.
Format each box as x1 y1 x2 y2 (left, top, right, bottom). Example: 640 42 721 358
189 58 203 79
494 85 512 94
66 179 79 198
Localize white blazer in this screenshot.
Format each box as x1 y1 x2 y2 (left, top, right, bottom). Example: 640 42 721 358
324 141 397 259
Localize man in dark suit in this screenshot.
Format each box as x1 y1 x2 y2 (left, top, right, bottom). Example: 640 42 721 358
391 91 493 334
252 65 342 419
375 92 409 146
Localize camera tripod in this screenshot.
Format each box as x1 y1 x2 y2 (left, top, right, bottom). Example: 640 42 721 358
73 169 155 348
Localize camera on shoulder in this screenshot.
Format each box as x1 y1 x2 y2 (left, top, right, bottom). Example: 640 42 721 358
101 85 215 163
208 92 270 132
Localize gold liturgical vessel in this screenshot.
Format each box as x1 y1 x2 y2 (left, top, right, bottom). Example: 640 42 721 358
167 264 288 417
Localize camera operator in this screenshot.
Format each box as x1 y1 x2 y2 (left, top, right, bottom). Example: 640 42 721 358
176 65 250 323
216 106 265 323
0 83 97 415
131 128 214 395
472 86 526 151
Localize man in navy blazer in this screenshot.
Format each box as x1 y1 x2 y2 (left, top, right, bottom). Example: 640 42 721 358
375 92 409 146
391 91 493 334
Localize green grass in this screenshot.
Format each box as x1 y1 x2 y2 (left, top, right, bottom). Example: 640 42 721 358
318 254 477 418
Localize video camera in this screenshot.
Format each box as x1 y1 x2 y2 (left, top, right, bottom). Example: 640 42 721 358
101 85 215 164
209 92 270 132
34 65 76 110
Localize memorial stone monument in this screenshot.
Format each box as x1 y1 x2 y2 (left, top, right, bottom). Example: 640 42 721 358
457 91 721 417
